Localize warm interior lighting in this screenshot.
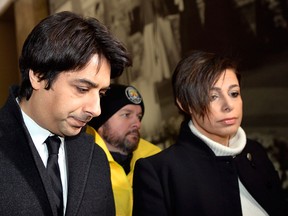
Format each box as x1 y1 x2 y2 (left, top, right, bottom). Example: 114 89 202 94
0 0 13 16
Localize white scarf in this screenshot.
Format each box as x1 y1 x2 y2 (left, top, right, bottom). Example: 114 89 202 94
188 120 246 156
188 120 268 215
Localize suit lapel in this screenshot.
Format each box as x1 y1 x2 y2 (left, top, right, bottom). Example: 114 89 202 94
27 129 57 215
64 133 95 216
3 90 57 216
23 119 59 216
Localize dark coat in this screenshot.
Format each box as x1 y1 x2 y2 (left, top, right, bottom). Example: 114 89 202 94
0 87 115 216
133 120 287 216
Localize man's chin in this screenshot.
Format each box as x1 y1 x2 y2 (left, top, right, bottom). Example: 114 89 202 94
63 127 83 137
125 141 139 154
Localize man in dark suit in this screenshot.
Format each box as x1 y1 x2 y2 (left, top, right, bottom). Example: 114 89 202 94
0 11 131 215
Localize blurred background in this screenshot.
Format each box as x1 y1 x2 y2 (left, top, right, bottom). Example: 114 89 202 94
1 0 288 197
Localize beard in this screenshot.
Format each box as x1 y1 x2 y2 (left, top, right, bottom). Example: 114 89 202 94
101 124 140 154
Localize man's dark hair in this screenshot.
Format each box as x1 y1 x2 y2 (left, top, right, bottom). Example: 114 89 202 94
18 11 132 100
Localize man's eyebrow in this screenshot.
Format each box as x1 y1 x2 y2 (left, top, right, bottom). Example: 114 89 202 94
121 108 143 115
73 78 98 88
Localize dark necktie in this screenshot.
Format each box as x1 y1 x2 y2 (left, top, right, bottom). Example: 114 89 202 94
46 135 64 216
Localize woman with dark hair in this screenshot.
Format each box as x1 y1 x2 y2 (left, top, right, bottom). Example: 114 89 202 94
132 50 287 216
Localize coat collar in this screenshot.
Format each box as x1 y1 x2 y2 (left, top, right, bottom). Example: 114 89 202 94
64 133 95 216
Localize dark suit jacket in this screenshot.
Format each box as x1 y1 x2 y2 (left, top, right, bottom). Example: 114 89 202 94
133 120 287 216
0 87 115 216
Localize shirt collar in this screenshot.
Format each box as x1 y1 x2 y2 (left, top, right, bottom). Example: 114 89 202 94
21 109 51 146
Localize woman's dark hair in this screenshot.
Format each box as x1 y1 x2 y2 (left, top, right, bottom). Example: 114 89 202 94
18 11 132 100
172 50 241 119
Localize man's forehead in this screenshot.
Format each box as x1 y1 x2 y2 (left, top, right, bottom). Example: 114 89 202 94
118 104 142 112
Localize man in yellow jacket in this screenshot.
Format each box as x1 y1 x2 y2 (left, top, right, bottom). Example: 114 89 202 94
86 84 161 216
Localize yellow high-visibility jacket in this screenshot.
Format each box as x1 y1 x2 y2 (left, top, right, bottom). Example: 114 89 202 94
86 126 161 216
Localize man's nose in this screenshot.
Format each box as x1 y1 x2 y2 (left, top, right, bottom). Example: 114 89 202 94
85 94 101 117
132 116 141 129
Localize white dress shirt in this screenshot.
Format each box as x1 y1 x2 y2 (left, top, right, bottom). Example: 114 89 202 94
20 108 68 214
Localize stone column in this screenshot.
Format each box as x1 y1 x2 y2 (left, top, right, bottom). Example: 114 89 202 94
14 0 49 56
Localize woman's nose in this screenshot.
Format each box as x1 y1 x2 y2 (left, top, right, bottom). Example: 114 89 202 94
222 97 233 112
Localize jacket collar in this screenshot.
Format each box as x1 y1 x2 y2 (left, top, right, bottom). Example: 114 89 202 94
64 133 95 216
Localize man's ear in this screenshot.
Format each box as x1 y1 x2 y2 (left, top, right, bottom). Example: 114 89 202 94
29 69 42 90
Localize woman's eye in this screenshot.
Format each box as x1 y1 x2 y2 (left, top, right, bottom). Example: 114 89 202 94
210 94 218 101
230 91 240 98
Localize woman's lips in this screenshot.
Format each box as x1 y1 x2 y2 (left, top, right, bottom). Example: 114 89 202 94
220 118 237 125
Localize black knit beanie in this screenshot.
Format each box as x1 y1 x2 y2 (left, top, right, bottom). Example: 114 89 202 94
88 84 144 130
